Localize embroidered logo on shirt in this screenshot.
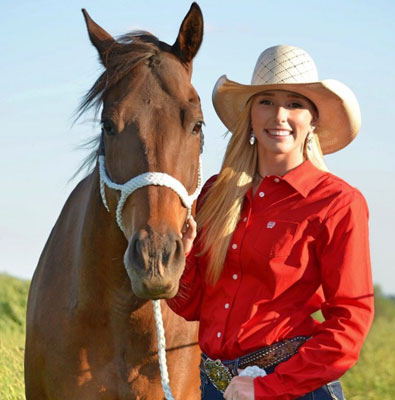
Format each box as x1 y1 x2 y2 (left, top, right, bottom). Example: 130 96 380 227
267 221 276 229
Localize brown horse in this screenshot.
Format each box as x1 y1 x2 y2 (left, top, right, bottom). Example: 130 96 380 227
25 4 203 399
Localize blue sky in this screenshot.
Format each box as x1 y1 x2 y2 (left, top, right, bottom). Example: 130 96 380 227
1 0 395 294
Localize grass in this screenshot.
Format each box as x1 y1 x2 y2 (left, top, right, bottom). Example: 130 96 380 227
342 317 395 399
1 274 394 399
341 286 395 400
0 274 29 399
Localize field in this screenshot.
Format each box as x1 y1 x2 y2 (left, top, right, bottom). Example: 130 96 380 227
1 273 394 399
0 275 29 400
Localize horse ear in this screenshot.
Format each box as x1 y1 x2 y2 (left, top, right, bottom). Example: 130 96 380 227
172 3 204 63
82 9 115 65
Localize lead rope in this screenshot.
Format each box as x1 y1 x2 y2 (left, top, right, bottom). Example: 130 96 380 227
152 300 174 400
98 155 203 400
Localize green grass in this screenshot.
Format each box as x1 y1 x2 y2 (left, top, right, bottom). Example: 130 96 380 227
342 286 395 400
0 274 29 399
1 274 394 399
342 317 395 399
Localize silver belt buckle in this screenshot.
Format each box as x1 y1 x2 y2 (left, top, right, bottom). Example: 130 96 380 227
203 357 233 393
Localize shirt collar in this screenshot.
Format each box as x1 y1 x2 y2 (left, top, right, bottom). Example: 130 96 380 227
280 160 326 198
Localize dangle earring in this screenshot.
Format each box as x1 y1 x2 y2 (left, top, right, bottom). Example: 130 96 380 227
307 134 313 151
307 129 315 151
249 132 256 145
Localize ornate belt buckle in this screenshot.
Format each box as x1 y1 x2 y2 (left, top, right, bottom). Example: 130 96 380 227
204 358 233 393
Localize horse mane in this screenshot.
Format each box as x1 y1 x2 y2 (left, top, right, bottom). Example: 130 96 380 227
74 31 167 178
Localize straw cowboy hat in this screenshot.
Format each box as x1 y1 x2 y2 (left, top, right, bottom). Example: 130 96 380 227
212 45 361 154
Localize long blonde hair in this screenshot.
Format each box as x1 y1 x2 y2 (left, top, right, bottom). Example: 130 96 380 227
197 101 328 285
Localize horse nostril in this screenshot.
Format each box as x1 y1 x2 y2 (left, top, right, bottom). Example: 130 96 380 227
174 237 183 261
129 236 144 270
133 236 139 255
163 235 183 268
161 249 170 267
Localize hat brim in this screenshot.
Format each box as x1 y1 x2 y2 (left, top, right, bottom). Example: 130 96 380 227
212 75 361 154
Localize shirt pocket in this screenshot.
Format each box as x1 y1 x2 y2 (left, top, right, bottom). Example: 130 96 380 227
251 219 299 258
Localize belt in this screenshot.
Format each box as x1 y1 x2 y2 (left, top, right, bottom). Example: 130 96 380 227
201 336 309 393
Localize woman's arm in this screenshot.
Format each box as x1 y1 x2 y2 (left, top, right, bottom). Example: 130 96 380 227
167 176 218 320
166 218 204 320
252 190 374 400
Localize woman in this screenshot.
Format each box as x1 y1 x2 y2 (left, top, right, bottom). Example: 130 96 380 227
168 45 374 400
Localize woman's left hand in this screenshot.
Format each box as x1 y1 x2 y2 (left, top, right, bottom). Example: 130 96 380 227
223 376 255 400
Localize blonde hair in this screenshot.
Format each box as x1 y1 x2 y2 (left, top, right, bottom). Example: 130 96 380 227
305 132 328 172
197 101 328 285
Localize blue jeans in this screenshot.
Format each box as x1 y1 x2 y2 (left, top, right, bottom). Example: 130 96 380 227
200 366 346 399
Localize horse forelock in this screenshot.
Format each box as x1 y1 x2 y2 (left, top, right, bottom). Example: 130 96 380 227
74 31 176 178
76 32 162 119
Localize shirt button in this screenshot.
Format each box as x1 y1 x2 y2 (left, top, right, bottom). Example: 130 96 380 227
224 303 230 309
258 191 265 197
243 217 247 222
217 332 222 338
231 243 238 250
232 274 238 280
274 178 280 183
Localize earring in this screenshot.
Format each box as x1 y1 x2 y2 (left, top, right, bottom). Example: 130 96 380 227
249 132 256 145
307 132 313 151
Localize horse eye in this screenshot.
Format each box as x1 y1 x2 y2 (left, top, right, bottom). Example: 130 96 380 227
192 121 203 135
101 120 117 136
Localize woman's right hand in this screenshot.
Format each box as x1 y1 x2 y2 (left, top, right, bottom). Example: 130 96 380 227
181 217 197 256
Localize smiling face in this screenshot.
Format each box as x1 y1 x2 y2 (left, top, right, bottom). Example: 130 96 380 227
250 90 317 168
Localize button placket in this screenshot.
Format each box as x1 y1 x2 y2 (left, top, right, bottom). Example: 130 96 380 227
226 192 249 311
252 178 270 211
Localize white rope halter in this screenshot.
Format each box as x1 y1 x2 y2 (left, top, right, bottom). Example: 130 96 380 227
98 155 202 233
98 154 203 400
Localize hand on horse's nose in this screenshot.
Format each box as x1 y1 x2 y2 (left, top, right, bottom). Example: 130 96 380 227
181 217 197 256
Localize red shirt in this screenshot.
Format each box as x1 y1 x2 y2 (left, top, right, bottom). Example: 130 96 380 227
167 160 374 399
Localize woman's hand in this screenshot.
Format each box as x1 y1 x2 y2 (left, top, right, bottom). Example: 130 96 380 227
223 376 255 400
181 217 197 255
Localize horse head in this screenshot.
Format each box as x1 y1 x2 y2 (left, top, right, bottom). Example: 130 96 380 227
81 4 204 299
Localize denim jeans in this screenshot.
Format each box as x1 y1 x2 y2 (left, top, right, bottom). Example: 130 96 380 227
200 366 346 400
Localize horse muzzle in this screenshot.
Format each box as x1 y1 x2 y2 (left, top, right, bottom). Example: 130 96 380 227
124 229 184 299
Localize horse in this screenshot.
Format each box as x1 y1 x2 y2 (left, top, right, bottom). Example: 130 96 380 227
25 4 203 399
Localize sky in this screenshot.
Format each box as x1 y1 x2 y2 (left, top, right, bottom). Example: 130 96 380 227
1 0 395 294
